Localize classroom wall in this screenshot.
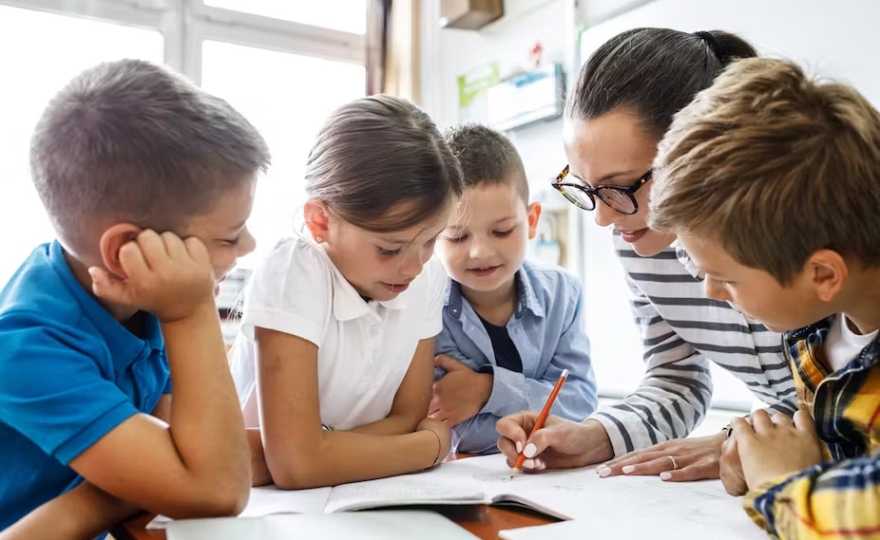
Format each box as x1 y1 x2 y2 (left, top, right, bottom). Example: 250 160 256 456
419 0 645 200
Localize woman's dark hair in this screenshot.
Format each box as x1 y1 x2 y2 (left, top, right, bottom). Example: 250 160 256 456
305 95 463 233
566 28 758 138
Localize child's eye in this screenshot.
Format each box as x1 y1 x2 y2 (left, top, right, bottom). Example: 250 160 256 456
377 246 401 257
494 228 515 237
221 238 240 247
445 234 467 243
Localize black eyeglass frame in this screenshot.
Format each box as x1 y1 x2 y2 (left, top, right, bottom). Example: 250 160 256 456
551 165 653 215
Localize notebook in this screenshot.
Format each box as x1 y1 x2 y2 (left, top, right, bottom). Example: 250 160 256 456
152 454 761 537
166 511 480 540
148 465 486 529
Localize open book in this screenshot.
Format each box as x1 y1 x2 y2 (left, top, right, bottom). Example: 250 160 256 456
150 454 762 538
149 465 486 529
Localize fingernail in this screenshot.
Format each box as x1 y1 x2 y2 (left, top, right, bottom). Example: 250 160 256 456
534 459 545 470
523 443 537 458
660 472 672 480
622 465 635 474
523 459 536 469
516 441 523 454
597 467 611 478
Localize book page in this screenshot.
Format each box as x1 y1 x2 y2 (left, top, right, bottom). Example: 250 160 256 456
445 454 764 538
238 485 332 517
323 466 486 513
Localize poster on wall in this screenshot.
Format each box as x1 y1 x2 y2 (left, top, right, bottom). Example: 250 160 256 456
456 61 500 124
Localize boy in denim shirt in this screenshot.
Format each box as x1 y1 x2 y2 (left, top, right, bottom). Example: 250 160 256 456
431 124 597 454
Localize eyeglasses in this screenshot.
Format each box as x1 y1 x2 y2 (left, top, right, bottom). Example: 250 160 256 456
551 165 652 215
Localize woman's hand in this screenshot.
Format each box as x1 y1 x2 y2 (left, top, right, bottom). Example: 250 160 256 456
595 431 727 481
495 413 613 471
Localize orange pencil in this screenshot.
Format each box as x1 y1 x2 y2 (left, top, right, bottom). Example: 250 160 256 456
510 369 569 478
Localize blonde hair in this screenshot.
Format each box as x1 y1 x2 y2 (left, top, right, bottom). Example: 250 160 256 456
650 57 880 284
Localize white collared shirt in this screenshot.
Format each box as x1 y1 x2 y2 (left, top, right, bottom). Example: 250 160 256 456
230 237 446 430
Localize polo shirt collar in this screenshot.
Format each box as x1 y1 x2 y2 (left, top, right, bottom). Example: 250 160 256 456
327 259 408 322
50 241 164 370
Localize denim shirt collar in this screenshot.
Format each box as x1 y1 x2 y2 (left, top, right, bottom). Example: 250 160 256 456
444 267 544 322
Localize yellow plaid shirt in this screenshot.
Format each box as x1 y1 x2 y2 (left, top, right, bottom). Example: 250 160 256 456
744 317 880 539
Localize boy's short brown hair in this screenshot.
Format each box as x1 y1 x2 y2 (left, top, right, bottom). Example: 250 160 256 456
444 124 528 202
650 57 880 284
31 59 270 248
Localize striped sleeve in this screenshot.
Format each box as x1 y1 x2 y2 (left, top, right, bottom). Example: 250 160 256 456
590 275 714 455
744 453 880 539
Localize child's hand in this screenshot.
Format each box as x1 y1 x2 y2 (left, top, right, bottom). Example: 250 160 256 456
89 230 216 322
429 355 493 427
719 434 748 495
417 417 452 464
732 409 823 490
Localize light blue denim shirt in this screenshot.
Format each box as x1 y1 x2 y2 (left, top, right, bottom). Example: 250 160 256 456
435 260 598 454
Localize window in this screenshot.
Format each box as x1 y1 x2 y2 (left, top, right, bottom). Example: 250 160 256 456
0 5 163 286
201 41 365 267
204 0 368 34
0 0 365 292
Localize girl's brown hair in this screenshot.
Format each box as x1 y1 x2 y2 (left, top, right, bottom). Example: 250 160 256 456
305 95 463 232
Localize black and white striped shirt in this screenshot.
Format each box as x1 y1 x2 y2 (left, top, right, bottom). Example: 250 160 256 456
590 234 798 456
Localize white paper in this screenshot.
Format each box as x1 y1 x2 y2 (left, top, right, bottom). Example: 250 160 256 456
147 485 332 529
238 485 332 517
167 511 481 540
500 514 767 540
446 454 765 539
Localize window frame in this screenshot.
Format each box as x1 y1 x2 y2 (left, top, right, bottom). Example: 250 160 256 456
0 0 366 85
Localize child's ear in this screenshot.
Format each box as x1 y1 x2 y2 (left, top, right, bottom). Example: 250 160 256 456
806 249 848 303
304 200 332 243
526 202 542 240
98 223 142 278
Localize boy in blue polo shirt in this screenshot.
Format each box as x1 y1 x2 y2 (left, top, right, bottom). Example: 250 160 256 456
0 60 268 539
430 124 598 454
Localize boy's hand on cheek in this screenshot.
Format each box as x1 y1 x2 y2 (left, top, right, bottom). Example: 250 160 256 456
429 355 493 427
89 230 216 322
733 410 823 490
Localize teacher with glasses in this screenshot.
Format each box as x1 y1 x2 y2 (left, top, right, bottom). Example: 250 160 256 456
495 27 797 496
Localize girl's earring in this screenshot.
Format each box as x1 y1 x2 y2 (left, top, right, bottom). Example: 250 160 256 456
316 236 324 243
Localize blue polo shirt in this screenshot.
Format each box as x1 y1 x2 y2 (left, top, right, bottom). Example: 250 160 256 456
0 241 170 530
